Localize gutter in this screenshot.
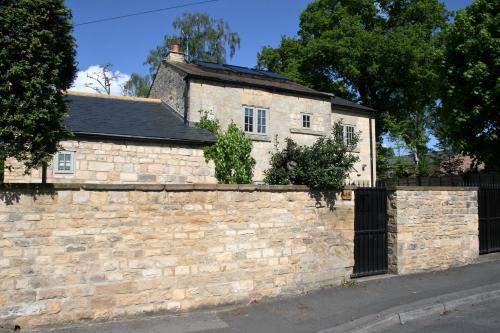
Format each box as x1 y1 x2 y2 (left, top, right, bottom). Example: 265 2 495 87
369 115 374 187
72 132 216 146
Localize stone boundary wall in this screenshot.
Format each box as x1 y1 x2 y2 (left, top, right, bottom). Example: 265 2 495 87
0 184 354 329
387 187 479 275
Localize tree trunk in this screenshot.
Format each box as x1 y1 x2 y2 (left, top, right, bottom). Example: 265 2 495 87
0 155 4 184
41 164 47 184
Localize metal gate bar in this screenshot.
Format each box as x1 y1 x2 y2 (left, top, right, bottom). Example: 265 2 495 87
479 188 500 254
353 188 388 277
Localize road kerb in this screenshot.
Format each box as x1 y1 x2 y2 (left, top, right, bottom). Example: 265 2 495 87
317 283 500 333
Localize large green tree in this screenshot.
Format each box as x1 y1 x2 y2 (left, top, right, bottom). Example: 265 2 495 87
125 13 240 96
0 0 77 182
258 0 448 176
437 0 500 170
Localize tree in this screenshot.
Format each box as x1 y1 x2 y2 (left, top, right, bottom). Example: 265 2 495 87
124 13 240 97
146 13 240 74
264 122 359 190
257 0 448 176
198 112 255 184
122 73 151 98
437 0 500 170
84 63 122 95
0 0 76 182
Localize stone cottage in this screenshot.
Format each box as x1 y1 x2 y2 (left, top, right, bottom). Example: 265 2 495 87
5 47 376 185
149 46 376 185
4 92 217 184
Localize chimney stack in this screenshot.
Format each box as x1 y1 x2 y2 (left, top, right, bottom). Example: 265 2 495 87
166 43 185 63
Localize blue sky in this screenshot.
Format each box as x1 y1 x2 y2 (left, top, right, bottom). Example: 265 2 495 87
68 0 474 77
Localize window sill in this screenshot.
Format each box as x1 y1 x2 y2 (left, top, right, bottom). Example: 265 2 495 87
347 146 361 153
289 128 326 136
246 133 272 142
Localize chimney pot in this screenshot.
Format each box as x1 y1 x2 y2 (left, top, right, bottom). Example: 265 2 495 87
166 44 185 63
171 44 181 53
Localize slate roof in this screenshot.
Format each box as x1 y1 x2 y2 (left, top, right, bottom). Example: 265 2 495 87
65 93 216 144
332 96 376 112
165 60 332 100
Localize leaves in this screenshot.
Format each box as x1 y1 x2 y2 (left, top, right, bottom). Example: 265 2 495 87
146 13 240 75
437 0 500 170
197 112 255 184
257 0 449 177
122 73 152 98
264 122 360 190
0 0 77 175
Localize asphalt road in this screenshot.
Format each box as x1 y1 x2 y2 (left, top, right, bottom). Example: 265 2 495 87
381 298 500 333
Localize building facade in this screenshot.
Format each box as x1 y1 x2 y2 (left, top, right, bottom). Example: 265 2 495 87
150 49 376 185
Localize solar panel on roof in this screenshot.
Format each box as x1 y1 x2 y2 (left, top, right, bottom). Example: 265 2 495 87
194 60 289 80
223 64 264 76
195 60 226 71
257 70 289 80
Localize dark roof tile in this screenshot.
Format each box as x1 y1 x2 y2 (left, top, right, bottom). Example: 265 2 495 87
65 93 216 144
166 61 332 99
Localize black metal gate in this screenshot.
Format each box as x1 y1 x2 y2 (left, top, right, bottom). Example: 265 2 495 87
479 188 500 254
353 188 388 277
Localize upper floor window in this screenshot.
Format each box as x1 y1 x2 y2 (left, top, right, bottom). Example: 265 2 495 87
342 124 356 146
243 107 267 135
302 113 312 129
54 151 75 174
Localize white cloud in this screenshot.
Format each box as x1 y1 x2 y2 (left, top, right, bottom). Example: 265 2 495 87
70 65 130 96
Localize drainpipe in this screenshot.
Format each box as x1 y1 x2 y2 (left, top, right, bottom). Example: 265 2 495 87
369 114 374 187
184 76 190 124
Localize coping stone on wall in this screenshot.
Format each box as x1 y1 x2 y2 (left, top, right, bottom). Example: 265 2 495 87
386 186 479 191
0 183 313 193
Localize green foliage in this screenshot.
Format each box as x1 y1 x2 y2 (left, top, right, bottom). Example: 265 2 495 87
257 0 448 170
146 13 240 75
437 0 500 170
122 73 152 97
124 12 241 97
0 0 77 178
264 122 359 190
376 142 395 181
197 112 255 184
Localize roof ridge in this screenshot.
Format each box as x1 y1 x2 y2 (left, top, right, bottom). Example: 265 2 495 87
65 91 161 103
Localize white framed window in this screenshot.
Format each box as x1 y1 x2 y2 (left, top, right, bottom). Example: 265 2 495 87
302 113 312 128
53 151 75 174
243 106 268 135
342 124 356 146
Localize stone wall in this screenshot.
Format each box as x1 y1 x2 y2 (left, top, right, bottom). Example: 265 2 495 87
387 187 479 274
149 62 187 116
0 184 354 329
4 139 215 184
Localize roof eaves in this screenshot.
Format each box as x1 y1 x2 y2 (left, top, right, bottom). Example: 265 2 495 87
72 131 216 145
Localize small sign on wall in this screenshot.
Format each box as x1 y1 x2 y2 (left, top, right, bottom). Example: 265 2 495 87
341 189 352 200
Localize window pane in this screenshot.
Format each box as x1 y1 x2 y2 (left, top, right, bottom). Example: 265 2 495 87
257 109 266 134
58 154 65 171
65 154 72 170
244 108 253 132
344 125 355 145
302 114 311 128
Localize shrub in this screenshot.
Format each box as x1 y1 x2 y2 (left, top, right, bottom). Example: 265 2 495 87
264 122 359 190
198 112 255 184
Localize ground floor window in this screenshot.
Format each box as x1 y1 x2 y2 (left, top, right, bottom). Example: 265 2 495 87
54 151 75 174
